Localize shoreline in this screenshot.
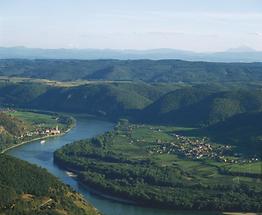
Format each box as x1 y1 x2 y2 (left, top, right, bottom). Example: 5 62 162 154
54 160 261 214
1 124 74 154
51 162 262 215
78 181 137 205
52 162 137 205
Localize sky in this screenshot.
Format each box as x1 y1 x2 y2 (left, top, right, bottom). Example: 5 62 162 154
0 0 262 52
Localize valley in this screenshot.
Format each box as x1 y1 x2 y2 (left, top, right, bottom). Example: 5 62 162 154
0 61 261 214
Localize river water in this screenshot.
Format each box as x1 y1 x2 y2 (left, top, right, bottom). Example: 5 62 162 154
8 117 220 215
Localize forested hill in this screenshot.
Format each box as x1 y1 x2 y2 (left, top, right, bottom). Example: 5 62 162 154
0 82 262 127
0 112 29 136
206 112 262 154
0 112 30 149
0 154 100 215
0 59 262 82
0 82 177 118
140 87 262 126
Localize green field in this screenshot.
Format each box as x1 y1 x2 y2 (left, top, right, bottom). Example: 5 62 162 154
9 110 68 129
226 162 262 175
11 111 56 124
0 75 132 87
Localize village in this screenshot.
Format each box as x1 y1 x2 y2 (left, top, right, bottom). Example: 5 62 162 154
120 123 260 164
147 133 232 161
0 108 64 141
18 125 61 140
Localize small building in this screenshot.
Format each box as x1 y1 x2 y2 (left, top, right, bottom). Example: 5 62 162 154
50 125 60 135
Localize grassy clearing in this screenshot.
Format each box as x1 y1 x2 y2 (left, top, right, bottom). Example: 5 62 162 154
226 162 262 175
11 111 56 124
9 110 66 129
0 76 131 87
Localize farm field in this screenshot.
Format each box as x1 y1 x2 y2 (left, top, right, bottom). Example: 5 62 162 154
10 110 68 129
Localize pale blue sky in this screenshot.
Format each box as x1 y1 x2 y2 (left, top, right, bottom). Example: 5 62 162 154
0 0 262 51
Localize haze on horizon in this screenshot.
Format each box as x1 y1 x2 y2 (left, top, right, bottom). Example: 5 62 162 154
0 0 262 52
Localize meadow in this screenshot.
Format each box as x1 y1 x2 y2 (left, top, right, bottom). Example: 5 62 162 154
10 110 67 129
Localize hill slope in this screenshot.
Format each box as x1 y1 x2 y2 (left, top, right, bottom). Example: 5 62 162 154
141 88 262 126
0 154 100 215
0 112 30 149
206 111 262 154
1 59 262 82
0 82 176 119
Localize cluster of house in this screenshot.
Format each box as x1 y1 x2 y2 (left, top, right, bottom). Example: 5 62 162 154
148 134 261 163
147 134 223 160
118 123 261 163
19 125 61 139
0 108 16 113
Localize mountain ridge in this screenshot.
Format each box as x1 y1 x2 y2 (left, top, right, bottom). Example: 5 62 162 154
1 46 262 62
1 59 262 82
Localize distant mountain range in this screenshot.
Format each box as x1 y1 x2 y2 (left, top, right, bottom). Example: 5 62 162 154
0 46 262 62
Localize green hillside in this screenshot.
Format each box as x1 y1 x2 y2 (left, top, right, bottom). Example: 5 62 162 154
0 112 29 136
0 81 262 127
0 82 49 107
31 83 171 116
1 59 262 82
141 87 262 126
0 154 100 215
140 86 215 120
0 82 177 119
0 112 30 148
206 112 262 154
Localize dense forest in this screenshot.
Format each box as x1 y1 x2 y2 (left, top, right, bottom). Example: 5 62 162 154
139 87 262 126
205 112 262 154
0 81 261 153
0 154 100 215
54 122 262 212
1 59 262 82
0 81 261 127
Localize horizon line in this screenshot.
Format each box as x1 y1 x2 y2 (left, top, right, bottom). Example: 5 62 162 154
0 45 261 53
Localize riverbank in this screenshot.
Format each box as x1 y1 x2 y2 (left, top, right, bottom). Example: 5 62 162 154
55 163 137 205
1 120 75 154
55 157 262 215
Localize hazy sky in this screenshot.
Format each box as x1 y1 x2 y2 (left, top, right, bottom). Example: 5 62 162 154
0 0 262 52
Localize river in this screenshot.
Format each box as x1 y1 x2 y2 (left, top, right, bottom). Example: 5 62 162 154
8 116 221 215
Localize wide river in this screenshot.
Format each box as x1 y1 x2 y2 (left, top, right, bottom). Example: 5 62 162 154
8 116 220 215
